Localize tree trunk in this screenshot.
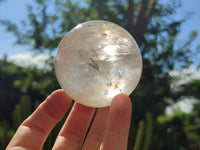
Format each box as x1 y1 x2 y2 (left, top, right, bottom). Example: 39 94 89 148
128 0 157 149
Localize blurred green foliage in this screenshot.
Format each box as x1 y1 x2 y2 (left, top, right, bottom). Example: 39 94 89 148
0 0 199 149
0 121 14 149
156 103 200 149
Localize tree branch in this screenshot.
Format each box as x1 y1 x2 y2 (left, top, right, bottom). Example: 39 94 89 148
134 0 157 45
146 0 157 19
127 0 134 35
91 0 105 19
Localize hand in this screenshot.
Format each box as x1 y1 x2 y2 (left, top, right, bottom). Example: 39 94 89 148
6 89 132 150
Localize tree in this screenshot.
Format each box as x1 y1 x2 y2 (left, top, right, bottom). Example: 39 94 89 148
0 58 59 121
179 79 200 99
0 59 23 122
155 102 200 150
0 0 199 149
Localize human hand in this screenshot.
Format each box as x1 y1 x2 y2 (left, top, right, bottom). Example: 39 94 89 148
6 89 132 150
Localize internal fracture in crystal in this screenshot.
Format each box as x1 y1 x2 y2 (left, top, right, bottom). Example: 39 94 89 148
55 20 142 107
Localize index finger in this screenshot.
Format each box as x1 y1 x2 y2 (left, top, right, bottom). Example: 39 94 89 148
6 89 72 150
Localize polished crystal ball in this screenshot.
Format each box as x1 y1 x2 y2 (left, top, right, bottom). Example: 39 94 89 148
55 20 142 107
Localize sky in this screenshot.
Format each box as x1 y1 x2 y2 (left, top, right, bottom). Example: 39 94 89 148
0 0 200 57
0 0 34 56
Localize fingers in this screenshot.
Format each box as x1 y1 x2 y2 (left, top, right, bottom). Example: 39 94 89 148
82 107 109 150
6 90 72 150
52 103 95 150
101 94 132 150
7 92 132 150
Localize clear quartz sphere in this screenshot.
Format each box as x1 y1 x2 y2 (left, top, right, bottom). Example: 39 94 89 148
55 20 142 107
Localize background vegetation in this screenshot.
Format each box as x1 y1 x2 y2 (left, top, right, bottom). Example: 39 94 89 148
0 0 200 149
